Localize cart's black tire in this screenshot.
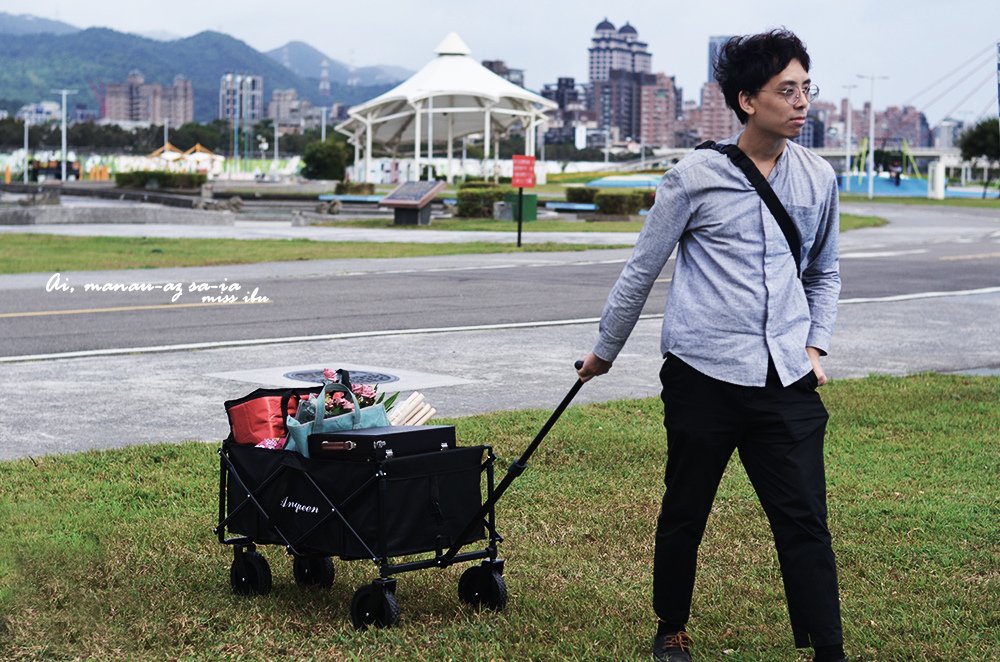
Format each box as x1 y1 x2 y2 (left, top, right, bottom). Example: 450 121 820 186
479 570 507 611
230 550 272 596
350 584 401 629
458 566 508 611
458 566 483 606
293 556 334 588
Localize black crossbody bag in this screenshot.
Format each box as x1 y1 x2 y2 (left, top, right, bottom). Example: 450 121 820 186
695 140 802 279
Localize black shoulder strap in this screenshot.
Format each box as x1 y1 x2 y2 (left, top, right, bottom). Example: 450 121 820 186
695 140 802 278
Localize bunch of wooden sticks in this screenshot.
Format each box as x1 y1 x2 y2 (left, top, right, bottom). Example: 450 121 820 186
387 392 436 426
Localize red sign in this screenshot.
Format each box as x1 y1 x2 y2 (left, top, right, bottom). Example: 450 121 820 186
511 154 536 188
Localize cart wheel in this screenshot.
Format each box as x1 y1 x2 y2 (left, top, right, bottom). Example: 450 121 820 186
458 565 508 611
350 583 400 629
293 556 334 588
230 550 272 596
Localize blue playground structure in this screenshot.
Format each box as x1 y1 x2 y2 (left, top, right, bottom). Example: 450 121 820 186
839 174 985 198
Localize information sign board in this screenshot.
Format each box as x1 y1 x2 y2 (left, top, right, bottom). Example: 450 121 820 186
380 181 447 209
511 155 536 189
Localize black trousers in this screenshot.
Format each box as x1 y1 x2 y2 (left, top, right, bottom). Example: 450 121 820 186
654 354 843 648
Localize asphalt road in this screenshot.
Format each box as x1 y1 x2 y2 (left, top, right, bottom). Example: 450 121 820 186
0 201 996 460
1 207 998 359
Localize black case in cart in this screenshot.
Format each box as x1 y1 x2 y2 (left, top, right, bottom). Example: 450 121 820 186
307 424 456 460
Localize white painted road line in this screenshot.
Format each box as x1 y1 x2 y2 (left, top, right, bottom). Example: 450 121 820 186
4 286 999 363
841 249 928 258
0 316 619 364
336 257 629 277
939 252 1000 261
839 286 1000 304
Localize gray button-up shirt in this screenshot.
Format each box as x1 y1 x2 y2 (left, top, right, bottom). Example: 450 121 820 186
593 135 841 387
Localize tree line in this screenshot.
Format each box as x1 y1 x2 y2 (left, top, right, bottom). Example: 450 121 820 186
0 118 329 156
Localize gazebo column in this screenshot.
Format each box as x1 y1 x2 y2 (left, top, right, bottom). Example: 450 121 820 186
364 114 373 184
352 131 361 181
492 131 500 184
412 101 422 182
447 113 454 183
427 95 434 181
482 111 489 177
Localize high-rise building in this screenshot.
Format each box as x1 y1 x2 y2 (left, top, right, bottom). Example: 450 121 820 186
104 71 193 127
698 82 741 141
218 73 264 123
105 71 159 124
639 73 679 147
167 75 194 128
844 102 931 148
482 60 525 88
592 70 647 141
707 36 732 82
588 18 654 142
933 118 963 148
793 114 825 148
15 101 62 124
588 18 652 85
542 77 583 111
541 77 594 145
268 88 315 132
878 105 931 148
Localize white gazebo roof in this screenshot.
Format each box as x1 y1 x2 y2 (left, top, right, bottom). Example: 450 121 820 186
335 32 557 149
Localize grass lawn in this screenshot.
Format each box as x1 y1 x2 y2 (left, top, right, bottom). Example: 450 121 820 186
0 235 628 274
0 212 881 274
0 374 995 660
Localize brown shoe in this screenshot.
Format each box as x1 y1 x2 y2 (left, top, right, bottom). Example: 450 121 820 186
652 630 693 662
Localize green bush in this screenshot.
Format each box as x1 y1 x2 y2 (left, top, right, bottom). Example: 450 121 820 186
302 139 347 180
594 190 644 215
114 171 207 190
458 180 497 190
457 186 507 217
565 186 598 204
335 182 375 195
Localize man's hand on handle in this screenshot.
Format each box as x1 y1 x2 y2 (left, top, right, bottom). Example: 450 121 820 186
576 352 613 382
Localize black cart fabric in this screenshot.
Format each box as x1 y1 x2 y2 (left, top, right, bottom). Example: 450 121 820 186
225 444 486 558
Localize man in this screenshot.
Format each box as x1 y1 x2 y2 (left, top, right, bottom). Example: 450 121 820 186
576 30 846 662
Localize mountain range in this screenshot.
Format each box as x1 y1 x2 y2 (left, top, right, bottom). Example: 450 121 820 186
0 12 413 122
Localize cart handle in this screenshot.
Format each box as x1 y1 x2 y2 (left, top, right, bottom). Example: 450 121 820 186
442 360 586 563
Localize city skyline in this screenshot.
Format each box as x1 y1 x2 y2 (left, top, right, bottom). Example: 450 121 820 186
1 0 997 129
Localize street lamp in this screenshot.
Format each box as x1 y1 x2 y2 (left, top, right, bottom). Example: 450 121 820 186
273 120 279 171
231 74 242 177
857 74 888 200
51 88 77 182
842 84 857 192
320 106 328 142
23 116 29 184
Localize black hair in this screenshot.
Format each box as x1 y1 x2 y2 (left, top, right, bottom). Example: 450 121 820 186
714 29 810 124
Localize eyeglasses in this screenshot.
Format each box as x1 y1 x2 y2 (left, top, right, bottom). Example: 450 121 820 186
770 84 820 105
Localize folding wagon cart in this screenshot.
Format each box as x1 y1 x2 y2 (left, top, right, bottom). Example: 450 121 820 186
215 368 584 628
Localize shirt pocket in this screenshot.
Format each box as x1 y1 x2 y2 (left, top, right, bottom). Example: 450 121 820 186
785 203 822 261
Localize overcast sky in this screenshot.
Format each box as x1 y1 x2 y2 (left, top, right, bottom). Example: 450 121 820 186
3 0 998 127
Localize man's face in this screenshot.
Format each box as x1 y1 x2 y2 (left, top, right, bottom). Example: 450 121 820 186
743 59 811 139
